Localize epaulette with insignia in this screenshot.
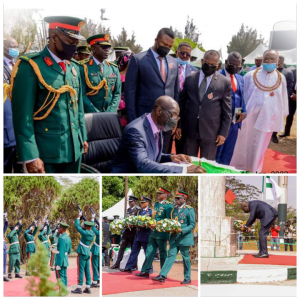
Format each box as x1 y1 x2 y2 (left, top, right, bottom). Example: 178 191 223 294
107 61 118 68
20 52 40 61
165 201 171 204
186 205 193 209
78 58 89 65
70 58 80 65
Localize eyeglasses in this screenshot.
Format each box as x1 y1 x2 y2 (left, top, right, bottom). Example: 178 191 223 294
160 106 180 121
179 51 191 58
227 62 242 68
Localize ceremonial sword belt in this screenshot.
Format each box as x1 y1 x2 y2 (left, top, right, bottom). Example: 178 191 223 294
52 243 57 246
42 240 49 243
10 241 19 245
80 241 90 248
27 241 35 244
94 242 99 247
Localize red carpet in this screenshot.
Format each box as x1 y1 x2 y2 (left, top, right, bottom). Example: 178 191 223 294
4 266 93 297
262 148 296 173
102 271 198 295
239 254 297 266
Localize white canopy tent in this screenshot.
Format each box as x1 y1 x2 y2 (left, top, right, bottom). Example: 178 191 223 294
191 47 205 60
243 43 297 66
102 188 133 219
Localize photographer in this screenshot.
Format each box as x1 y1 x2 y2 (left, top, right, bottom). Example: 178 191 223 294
283 220 295 251
269 222 280 251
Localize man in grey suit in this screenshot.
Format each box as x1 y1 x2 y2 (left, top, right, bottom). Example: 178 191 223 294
125 28 179 153
177 50 232 160
241 200 278 258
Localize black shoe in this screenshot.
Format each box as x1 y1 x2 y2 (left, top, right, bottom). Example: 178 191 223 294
131 267 137 271
90 282 99 288
252 253 261 256
253 254 269 258
181 279 191 284
71 288 82 294
279 133 290 138
272 135 279 143
7 274 12 279
152 275 165 282
3 276 10 282
135 272 149 278
15 273 23 278
97 280 100 284
120 268 132 273
109 264 120 269
83 287 91 294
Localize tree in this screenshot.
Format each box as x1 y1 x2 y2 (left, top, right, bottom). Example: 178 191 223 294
227 24 267 57
52 178 100 251
4 176 62 262
225 176 260 220
287 206 297 223
112 28 143 53
4 9 39 52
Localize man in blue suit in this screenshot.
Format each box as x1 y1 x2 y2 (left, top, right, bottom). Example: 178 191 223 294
124 28 180 153
3 213 9 281
174 42 198 154
110 96 205 173
216 52 247 165
241 200 278 258
121 196 153 273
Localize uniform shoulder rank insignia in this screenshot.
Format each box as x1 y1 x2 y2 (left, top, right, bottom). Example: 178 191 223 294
71 58 80 65
20 52 40 61
186 205 193 209
108 61 118 68
89 59 94 66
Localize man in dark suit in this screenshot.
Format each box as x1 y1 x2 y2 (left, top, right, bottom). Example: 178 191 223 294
125 28 179 153
174 42 198 154
3 36 21 173
110 96 205 173
110 196 139 269
102 217 111 267
272 56 294 143
176 50 232 160
216 52 247 165
241 200 278 258
280 67 296 138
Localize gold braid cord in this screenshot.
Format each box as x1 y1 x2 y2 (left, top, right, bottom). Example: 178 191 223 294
253 67 282 92
83 64 108 98
3 83 10 103
6 59 77 121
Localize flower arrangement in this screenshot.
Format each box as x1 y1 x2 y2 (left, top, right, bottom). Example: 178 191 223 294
155 219 181 233
110 219 125 235
234 220 251 236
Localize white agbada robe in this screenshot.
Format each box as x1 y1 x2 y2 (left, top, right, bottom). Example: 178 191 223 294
230 68 289 173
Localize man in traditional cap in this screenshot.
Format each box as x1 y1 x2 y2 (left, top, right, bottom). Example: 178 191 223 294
153 190 195 284
24 220 38 275
10 16 88 173
136 187 173 278
110 195 139 270
38 219 51 262
55 222 72 287
49 228 60 271
249 56 263 71
121 196 153 273
77 45 91 61
7 221 23 279
80 34 121 113
3 213 9 281
90 214 100 288
72 213 95 294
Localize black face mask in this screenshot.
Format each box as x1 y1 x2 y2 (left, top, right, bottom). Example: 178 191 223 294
157 46 170 57
226 64 239 75
202 62 217 76
54 35 77 60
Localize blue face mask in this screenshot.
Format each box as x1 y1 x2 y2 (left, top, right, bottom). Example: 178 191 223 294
8 48 19 59
263 63 276 72
177 57 189 65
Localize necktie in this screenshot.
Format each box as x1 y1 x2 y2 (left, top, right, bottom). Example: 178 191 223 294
58 62 66 73
10 61 15 67
158 57 166 83
179 65 184 91
99 63 103 74
230 74 237 92
154 132 160 159
198 76 207 102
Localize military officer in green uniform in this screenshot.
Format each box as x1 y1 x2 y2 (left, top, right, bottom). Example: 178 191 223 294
90 215 100 288
55 222 72 287
72 214 95 294
24 220 38 275
80 34 121 113
38 220 50 261
136 187 173 278
152 190 195 284
50 228 60 271
7 222 23 279
10 16 88 173
77 45 91 62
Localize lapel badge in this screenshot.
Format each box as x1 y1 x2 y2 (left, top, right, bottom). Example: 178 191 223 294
72 66 77 76
44 57 53 67
208 93 213 99
89 59 93 66
169 63 173 69
270 92 275 97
